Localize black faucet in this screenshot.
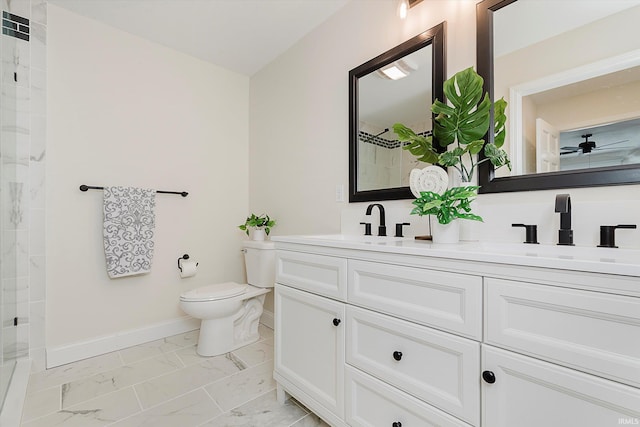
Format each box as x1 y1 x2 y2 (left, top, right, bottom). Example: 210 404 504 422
555 194 574 246
365 203 386 236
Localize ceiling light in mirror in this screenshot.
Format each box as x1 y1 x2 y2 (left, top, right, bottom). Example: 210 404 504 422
376 59 418 80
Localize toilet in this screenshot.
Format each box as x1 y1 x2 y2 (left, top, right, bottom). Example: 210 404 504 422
179 240 275 356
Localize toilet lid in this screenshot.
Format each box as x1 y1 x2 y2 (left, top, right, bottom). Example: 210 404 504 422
180 282 247 302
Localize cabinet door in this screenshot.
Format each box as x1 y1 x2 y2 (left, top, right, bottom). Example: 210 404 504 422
482 345 640 427
274 285 345 418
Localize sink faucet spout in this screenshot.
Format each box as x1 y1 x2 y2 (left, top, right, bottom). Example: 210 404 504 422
554 194 574 245
365 203 386 236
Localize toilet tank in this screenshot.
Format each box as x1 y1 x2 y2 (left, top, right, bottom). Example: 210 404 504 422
242 240 276 288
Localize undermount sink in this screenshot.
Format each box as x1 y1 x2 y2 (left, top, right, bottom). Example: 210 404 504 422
472 242 640 264
294 234 407 243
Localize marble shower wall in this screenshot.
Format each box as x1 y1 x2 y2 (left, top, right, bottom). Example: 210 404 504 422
1 0 47 372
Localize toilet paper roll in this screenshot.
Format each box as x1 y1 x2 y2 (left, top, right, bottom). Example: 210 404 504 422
179 260 198 278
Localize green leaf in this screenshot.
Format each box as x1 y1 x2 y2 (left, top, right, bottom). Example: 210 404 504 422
467 139 485 155
393 123 439 164
410 186 481 224
493 97 508 149
484 144 511 170
438 151 459 167
433 68 491 148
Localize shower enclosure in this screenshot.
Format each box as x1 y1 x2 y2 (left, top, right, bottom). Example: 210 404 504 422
1 2 42 420
0 36 21 414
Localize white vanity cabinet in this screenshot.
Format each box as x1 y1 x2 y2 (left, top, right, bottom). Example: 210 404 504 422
272 237 640 427
274 250 349 427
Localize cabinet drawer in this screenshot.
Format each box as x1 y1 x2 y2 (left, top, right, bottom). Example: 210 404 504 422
345 366 473 427
276 251 347 300
348 259 482 339
482 345 640 427
346 306 480 425
485 278 640 387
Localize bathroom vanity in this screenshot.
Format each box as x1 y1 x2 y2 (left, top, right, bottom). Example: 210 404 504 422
271 235 640 427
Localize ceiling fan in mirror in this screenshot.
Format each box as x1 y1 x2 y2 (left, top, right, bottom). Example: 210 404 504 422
560 134 630 155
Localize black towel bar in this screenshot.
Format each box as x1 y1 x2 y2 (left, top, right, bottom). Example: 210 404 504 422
79 184 188 197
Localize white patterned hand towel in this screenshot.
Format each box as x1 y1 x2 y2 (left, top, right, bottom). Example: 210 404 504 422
103 186 156 278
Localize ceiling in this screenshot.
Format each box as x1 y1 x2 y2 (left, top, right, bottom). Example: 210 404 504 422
48 0 350 76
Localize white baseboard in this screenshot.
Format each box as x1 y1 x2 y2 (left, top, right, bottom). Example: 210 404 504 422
46 316 200 368
261 309 274 329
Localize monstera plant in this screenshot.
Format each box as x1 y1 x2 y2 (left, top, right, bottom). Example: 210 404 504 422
393 67 510 183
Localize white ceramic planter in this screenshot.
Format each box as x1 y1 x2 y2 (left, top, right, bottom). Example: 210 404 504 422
252 229 266 241
432 220 460 244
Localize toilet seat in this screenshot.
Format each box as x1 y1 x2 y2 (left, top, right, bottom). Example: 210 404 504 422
180 282 247 302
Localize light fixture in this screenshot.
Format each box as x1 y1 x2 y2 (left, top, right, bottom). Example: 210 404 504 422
376 58 418 80
398 0 409 19
398 0 423 19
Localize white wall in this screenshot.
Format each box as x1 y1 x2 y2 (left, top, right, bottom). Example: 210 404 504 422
46 5 250 348
251 0 640 253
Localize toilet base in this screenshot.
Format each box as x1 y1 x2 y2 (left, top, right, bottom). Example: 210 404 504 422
195 293 268 357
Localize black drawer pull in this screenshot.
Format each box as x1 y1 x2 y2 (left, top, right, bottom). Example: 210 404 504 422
392 351 403 361
392 422 402 427
332 318 341 326
482 370 496 384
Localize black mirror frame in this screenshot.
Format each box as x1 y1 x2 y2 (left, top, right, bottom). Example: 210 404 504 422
349 22 446 203
476 0 640 193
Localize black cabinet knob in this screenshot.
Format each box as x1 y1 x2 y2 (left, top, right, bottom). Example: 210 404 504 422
392 351 403 361
482 370 496 384
392 422 402 427
332 318 341 326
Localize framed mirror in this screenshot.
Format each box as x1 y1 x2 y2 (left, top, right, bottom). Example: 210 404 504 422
349 22 445 202
477 0 640 193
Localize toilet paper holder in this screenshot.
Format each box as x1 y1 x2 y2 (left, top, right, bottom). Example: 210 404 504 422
178 254 198 271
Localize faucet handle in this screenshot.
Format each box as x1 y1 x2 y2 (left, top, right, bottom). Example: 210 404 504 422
360 222 372 236
598 224 637 248
512 224 539 244
395 222 410 238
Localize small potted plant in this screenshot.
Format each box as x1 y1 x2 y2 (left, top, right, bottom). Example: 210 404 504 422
238 214 276 241
411 186 482 243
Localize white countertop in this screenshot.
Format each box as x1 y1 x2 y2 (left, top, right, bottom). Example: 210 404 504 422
270 234 640 277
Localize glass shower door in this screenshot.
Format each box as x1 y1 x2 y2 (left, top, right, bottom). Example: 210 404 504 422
0 37 20 412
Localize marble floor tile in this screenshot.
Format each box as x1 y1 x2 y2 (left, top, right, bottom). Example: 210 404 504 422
231 338 274 367
22 387 140 427
201 390 308 426
290 413 332 427
134 353 246 409
26 352 123 394
61 352 183 408
204 360 276 411
20 325 330 427
110 389 222 427
174 345 210 367
20 385 60 423
118 330 199 365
